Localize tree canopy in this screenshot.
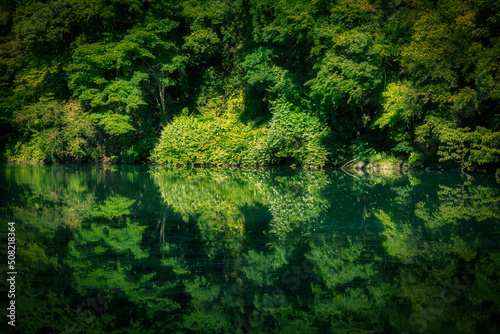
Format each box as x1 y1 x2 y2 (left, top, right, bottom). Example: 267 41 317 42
1 0 499 171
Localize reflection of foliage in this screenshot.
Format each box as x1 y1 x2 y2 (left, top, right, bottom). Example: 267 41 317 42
67 219 181 328
183 276 230 333
162 256 190 275
415 183 500 229
151 167 332 331
8 165 95 231
307 236 389 333
375 210 421 264
151 167 330 242
89 195 136 220
70 220 148 261
152 168 262 256
308 238 377 289
266 171 329 236
67 220 150 292
274 316 317 334
17 239 58 280
242 247 288 287
374 175 500 333
472 252 500 314
152 168 263 222
18 290 117 334
3 165 500 333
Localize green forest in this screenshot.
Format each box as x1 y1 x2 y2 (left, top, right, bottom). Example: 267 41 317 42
0 0 499 171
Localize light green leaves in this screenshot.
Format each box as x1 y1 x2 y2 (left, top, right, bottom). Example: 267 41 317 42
373 81 422 141
184 27 220 54
151 98 329 167
151 110 268 166
88 112 135 136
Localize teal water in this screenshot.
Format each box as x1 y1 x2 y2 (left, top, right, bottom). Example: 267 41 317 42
0 164 499 333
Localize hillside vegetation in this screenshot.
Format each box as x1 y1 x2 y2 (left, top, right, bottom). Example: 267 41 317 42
1 0 499 171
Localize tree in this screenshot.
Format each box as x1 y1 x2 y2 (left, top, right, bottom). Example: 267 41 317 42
8 99 95 163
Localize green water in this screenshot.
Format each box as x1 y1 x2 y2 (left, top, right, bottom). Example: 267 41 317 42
1 165 499 334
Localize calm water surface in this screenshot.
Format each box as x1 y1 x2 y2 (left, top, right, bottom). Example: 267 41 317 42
1 165 499 333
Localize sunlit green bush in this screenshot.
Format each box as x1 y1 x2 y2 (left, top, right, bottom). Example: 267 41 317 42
150 112 269 166
267 101 329 166
151 96 329 167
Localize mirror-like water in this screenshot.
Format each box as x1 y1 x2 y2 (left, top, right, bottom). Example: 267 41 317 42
1 165 499 333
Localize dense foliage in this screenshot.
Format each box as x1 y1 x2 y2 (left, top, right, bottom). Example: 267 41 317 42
1 165 499 332
1 0 499 171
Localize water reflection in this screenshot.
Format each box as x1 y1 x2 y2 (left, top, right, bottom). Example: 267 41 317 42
0 165 499 333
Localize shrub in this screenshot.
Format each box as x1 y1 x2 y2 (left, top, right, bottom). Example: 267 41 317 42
150 112 269 166
151 99 330 167
267 101 329 166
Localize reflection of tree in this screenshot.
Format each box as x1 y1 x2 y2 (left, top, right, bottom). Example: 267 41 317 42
88 195 136 221
151 167 332 332
3 164 500 333
148 167 494 333
151 167 330 251
375 209 422 264
67 214 181 329
65 226 183 332
374 176 500 333
183 276 231 333
306 236 388 333
7 165 94 231
242 247 288 287
152 168 261 256
2 166 98 332
265 171 329 236
2 164 182 333
415 182 500 228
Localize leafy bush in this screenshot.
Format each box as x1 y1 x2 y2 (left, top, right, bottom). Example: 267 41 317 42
151 98 330 167
367 152 399 167
151 93 270 166
267 101 329 166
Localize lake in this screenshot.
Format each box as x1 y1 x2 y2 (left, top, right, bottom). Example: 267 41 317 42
1 164 499 333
